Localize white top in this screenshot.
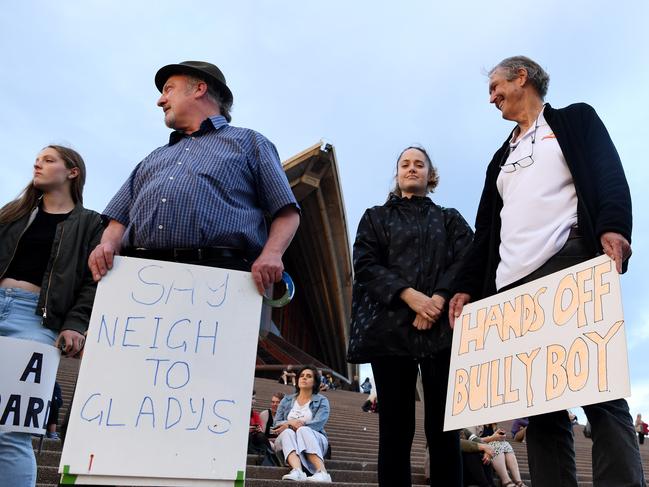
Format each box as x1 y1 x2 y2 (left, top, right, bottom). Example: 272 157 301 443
287 399 313 423
496 109 578 290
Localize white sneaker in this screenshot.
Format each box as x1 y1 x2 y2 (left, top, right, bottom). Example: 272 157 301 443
306 471 332 483
282 469 307 481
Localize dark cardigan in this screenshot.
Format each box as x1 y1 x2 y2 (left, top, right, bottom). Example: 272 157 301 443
454 103 632 300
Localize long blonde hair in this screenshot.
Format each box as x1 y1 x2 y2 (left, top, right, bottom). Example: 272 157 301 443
0 145 86 224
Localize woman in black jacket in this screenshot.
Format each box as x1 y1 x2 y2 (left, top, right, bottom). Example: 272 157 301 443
0 145 103 487
348 146 473 487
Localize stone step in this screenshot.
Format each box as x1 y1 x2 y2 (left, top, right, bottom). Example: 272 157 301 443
36 372 649 487
36 465 59 484
244 481 430 487
32 436 63 452
246 465 426 483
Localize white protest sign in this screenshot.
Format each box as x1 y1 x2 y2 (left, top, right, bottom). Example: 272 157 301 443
60 256 262 486
0 336 60 434
444 255 629 431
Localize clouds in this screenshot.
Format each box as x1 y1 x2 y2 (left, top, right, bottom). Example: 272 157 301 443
1 0 648 420
628 313 649 351
628 380 649 417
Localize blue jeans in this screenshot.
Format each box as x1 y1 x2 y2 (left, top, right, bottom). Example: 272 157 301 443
0 288 57 487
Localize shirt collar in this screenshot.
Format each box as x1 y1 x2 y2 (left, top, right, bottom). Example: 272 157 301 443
509 104 549 147
168 115 229 145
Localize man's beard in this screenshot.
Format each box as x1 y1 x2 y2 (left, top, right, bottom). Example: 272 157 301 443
164 111 176 129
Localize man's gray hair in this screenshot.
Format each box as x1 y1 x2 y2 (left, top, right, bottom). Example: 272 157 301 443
186 75 233 122
489 56 550 99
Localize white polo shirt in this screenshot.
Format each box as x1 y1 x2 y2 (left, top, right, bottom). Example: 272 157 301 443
496 109 578 290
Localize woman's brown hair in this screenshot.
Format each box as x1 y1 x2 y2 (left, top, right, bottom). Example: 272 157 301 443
0 145 86 224
294 365 321 395
390 145 439 197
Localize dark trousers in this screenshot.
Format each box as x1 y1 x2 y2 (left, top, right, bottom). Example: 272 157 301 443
639 433 645 445
462 452 494 487
371 354 462 487
502 237 646 487
47 400 60 428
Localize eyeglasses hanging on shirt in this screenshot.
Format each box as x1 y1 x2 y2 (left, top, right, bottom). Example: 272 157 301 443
499 108 544 173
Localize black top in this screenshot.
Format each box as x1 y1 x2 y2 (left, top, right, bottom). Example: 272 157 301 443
263 409 275 437
0 203 104 333
5 209 71 286
453 103 633 300
347 194 474 363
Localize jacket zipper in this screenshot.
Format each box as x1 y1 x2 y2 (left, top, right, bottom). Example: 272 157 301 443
42 225 65 319
416 205 425 290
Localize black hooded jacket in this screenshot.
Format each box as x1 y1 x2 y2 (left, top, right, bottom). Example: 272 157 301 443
347 194 473 363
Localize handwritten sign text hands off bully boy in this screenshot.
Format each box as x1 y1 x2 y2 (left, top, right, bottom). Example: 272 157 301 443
444 255 629 431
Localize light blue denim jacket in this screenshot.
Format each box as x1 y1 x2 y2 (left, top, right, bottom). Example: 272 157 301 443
272 393 330 438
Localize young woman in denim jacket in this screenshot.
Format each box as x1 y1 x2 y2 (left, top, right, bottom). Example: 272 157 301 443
0 145 103 487
271 365 331 483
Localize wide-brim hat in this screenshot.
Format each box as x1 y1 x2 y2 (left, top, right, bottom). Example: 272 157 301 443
155 60 233 105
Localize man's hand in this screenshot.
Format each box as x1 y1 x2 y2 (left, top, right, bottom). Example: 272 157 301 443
600 232 632 274
448 292 471 328
88 241 120 282
251 250 283 295
252 207 300 295
478 443 494 465
88 220 125 282
55 330 85 357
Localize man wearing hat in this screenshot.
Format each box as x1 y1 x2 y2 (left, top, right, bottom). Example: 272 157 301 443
88 61 300 293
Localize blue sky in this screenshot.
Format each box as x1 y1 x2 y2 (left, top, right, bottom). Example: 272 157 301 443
2 1 647 423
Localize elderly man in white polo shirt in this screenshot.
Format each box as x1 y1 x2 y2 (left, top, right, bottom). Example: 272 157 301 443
449 56 645 487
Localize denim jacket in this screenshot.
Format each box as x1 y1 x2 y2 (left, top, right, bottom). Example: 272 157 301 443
272 393 330 438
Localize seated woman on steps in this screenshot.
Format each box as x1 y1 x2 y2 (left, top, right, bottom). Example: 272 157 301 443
472 424 528 487
271 365 332 483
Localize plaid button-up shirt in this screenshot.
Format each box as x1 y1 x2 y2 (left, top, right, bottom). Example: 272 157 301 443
104 115 297 257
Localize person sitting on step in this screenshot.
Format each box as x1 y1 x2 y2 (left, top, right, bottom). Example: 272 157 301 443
259 391 285 442
271 365 332 483
474 424 528 487
279 365 297 386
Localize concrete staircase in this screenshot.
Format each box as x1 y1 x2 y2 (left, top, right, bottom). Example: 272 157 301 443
35 357 649 486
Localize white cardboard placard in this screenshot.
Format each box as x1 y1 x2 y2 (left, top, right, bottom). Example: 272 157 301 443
444 255 629 431
0 336 60 434
60 256 262 486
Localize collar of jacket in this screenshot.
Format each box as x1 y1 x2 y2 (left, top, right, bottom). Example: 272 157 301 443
386 193 434 207
288 392 325 406
22 200 86 228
